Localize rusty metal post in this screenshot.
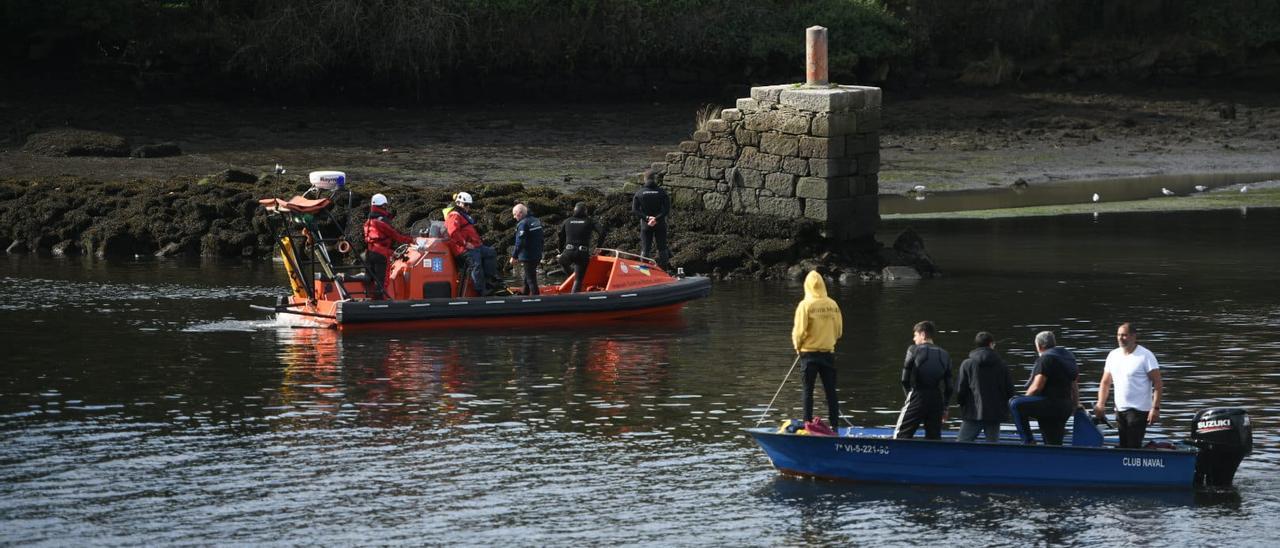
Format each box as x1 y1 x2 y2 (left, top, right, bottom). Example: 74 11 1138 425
806 26 828 86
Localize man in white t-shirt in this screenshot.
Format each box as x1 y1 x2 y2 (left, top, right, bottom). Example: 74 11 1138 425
1093 322 1164 448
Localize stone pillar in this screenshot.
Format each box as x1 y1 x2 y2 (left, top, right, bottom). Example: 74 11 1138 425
806 26 828 87
660 28 880 244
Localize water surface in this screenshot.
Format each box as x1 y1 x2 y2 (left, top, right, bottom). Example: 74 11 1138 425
2 208 1278 545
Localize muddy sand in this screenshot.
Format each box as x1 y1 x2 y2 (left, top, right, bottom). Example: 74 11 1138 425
4 83 1279 205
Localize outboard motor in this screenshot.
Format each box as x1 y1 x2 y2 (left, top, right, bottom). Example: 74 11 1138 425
1190 408 1252 487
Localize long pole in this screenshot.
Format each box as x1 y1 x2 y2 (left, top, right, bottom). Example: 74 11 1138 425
755 354 803 427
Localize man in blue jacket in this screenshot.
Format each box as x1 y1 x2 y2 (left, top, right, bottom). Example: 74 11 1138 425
509 203 544 295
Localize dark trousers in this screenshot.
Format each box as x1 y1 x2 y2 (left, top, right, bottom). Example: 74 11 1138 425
895 390 944 439
958 419 1001 442
463 246 498 295
559 248 589 293
518 260 539 295
800 352 839 427
1117 408 1150 448
639 221 670 266
366 250 389 299
1010 396 1072 445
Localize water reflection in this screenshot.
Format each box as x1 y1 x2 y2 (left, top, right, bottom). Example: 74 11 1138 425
267 323 685 433
761 476 1241 545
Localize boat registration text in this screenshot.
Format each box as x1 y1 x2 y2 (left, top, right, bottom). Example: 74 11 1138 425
835 442 891 455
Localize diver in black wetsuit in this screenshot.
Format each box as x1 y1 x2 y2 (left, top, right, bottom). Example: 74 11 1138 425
557 202 605 293
631 169 671 269
895 320 954 439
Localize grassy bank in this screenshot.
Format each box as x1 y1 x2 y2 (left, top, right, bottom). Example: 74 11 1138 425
883 187 1280 221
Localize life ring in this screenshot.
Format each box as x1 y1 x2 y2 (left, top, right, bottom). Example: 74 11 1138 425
336 239 352 254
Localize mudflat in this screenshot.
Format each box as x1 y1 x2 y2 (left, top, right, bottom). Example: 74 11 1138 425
4 83 1278 202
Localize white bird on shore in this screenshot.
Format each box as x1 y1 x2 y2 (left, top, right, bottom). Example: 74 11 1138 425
1092 193 1100 202
1241 185 1250 193
1194 185 1208 192
1161 187 1175 196
913 184 927 192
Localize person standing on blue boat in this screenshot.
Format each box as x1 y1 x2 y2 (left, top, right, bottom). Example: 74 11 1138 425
894 321 953 439
1010 331 1080 445
793 271 843 430
509 203 544 295
955 331 1016 442
1093 322 1163 448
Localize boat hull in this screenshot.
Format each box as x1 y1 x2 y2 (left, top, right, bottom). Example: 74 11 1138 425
746 427 1198 488
304 275 710 329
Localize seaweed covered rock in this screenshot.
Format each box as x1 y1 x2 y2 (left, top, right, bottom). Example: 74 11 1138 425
0 176 928 280
22 129 130 157
131 142 183 158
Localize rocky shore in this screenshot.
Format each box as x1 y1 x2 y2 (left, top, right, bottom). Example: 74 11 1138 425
4 83 1278 281
0 171 934 282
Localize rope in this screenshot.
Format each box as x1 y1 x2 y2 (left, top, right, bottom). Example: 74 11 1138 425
755 354 802 427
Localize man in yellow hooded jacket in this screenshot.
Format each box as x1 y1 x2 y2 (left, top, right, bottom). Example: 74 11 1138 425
793 271 844 428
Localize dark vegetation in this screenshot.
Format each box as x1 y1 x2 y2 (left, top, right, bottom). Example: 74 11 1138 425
5 1 1279 103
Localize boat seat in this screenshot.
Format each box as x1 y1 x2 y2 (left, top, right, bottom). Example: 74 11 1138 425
258 195 333 214
422 281 452 299
1070 408 1104 447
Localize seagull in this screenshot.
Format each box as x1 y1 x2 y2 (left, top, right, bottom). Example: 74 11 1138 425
913 184 927 192
1241 185 1250 193
1194 185 1208 192
1092 193 1100 202
1161 187 1175 196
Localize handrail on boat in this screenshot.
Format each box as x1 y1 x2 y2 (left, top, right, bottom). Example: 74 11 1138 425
595 248 658 265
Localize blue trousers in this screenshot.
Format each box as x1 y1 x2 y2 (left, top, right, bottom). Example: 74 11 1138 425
1009 395 1071 445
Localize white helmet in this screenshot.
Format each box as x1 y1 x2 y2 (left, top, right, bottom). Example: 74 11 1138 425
455 191 474 205
371 193 388 206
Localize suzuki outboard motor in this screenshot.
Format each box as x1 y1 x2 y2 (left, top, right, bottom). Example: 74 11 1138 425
1190 408 1252 487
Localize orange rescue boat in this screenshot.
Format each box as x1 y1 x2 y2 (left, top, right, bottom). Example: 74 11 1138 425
252 182 711 330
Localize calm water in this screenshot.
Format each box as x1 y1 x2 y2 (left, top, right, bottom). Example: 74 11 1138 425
2 208 1279 546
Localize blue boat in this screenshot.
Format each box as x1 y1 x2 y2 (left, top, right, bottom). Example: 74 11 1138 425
746 408 1252 489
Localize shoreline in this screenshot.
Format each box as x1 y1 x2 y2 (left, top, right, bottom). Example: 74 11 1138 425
3 83 1279 280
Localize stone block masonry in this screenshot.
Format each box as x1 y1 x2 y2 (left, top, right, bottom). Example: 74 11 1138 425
661 84 881 241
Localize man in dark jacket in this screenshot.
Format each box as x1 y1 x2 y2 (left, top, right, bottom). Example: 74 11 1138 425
894 320 953 439
631 169 671 269
1010 330 1080 445
509 203 544 295
955 331 1016 442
